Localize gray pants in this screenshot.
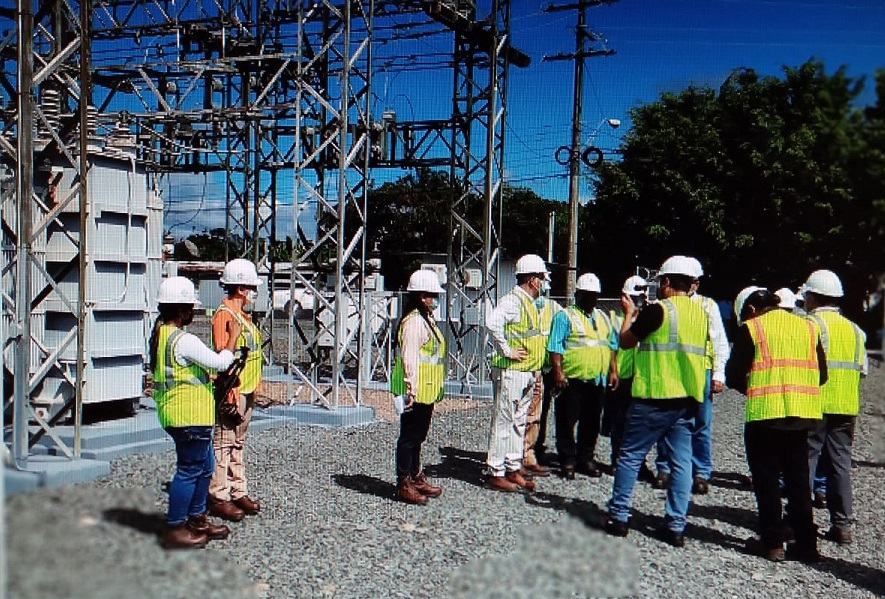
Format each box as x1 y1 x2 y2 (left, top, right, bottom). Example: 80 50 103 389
808 414 855 530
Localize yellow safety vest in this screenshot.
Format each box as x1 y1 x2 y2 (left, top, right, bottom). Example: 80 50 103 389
807 309 865 415
213 305 263 394
632 296 707 402
745 310 823 422
152 325 215 427
490 290 545 372
390 311 447 404
540 298 562 370
694 294 717 370
561 307 614 380
611 310 635 379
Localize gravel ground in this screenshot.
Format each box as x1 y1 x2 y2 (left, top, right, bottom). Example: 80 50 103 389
7 363 885 599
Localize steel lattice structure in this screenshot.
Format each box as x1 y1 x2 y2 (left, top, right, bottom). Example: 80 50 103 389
2 0 520 460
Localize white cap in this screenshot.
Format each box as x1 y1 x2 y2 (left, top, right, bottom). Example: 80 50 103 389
800 269 843 298
622 275 648 296
407 269 445 293
158 276 202 306
220 258 262 287
734 286 766 326
657 255 702 278
575 273 601 293
514 254 548 276
774 287 797 309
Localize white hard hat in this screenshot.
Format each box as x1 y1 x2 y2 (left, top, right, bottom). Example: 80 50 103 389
407 269 445 293
220 258 262 287
800 269 843 298
657 255 702 279
575 273 601 293
158 276 202 306
514 254 548 276
774 287 797 309
734 285 765 327
622 275 648 296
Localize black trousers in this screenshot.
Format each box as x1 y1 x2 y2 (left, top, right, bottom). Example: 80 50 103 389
745 422 817 551
601 376 633 464
534 369 557 453
555 379 604 466
395 402 435 483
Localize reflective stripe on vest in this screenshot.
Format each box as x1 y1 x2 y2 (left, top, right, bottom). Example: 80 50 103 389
490 291 545 372
214 305 263 393
632 296 707 402
561 307 614 380
390 311 447 404
807 310 864 415
745 310 822 422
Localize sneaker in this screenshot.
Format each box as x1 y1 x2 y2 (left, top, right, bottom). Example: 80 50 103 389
602 515 629 537
692 476 710 495
652 471 671 490
823 527 853 545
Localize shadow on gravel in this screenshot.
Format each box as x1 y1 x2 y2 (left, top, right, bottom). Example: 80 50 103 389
103 508 166 535
852 459 885 469
332 473 396 500
689 502 757 530
422 446 488 488
808 556 885 596
709 470 753 491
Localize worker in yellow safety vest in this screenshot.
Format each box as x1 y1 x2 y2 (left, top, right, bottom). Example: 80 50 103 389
484 253 549 493
524 294 562 476
726 286 827 563
390 269 447 505
547 272 618 479
801 269 867 546
603 256 708 548
150 276 240 549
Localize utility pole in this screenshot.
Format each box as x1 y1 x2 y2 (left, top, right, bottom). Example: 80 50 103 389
543 0 616 302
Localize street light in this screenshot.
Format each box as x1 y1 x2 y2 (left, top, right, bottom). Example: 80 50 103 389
565 116 620 302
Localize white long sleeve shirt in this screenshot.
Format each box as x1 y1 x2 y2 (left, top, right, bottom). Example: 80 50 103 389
486 286 535 360
694 293 730 383
174 331 235 371
400 313 434 395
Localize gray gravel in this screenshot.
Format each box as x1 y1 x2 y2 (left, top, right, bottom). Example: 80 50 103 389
7 363 885 599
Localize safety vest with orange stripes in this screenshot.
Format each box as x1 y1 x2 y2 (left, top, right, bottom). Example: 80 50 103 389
745 309 823 422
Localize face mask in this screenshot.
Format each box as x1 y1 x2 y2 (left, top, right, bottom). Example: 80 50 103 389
534 296 545 309
428 298 439 311
245 289 258 304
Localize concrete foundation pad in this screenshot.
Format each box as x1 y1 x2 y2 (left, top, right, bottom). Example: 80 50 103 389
4 455 111 496
263 403 375 426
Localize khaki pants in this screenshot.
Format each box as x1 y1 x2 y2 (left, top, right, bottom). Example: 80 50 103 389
523 374 544 466
209 392 254 501
486 368 536 477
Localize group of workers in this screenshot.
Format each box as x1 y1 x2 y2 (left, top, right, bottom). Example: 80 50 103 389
149 259 264 549
392 253 867 564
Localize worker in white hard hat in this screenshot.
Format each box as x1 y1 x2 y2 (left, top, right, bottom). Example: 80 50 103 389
483 253 549 493
603 255 709 547
546 272 617 479
801 269 868 546
208 258 264 522
775 287 797 311
524 289 562 477
150 276 240 549
600 275 654 481
725 286 826 562
652 256 730 496
389 269 447 505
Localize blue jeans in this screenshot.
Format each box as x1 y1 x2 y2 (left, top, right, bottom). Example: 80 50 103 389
656 370 712 479
165 426 215 526
609 399 696 532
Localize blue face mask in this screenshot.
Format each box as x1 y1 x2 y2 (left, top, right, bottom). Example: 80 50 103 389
540 280 551 295
428 298 439 311
534 296 545 309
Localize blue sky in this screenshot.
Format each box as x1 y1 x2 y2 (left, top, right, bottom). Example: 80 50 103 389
164 0 885 237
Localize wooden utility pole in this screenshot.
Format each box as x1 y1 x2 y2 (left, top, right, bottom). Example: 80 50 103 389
543 1 616 302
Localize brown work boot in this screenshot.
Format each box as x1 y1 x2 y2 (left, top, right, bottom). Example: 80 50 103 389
208 496 245 522
506 470 536 491
824 527 853 545
396 477 429 505
233 495 261 515
161 523 208 550
412 472 442 498
484 474 519 493
186 512 231 540
523 463 551 477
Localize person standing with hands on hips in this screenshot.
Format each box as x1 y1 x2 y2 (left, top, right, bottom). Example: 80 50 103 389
208 259 264 522
150 276 239 549
389 269 447 505
484 254 549 493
